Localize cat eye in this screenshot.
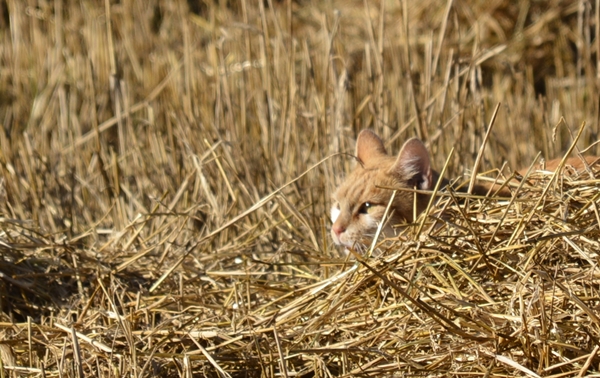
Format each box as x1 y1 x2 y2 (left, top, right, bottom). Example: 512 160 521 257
358 202 373 214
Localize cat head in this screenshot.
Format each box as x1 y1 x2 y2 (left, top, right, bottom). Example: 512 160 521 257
331 130 434 248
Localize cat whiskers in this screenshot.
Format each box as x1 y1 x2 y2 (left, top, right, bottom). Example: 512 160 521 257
343 241 367 256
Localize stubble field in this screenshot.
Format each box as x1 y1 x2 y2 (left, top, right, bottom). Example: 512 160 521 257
1 0 600 376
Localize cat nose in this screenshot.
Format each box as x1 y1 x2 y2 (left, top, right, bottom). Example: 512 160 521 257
332 224 345 238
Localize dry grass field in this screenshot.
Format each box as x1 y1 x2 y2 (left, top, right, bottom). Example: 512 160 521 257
1 0 600 376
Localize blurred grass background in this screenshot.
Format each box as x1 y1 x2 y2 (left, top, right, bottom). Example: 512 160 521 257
0 0 598 376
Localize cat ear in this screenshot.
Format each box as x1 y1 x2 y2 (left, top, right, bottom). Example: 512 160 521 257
355 129 387 163
393 138 433 190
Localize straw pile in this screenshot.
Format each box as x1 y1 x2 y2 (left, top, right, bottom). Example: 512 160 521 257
0 0 599 376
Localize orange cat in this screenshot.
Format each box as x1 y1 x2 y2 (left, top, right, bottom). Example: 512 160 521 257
331 129 597 248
